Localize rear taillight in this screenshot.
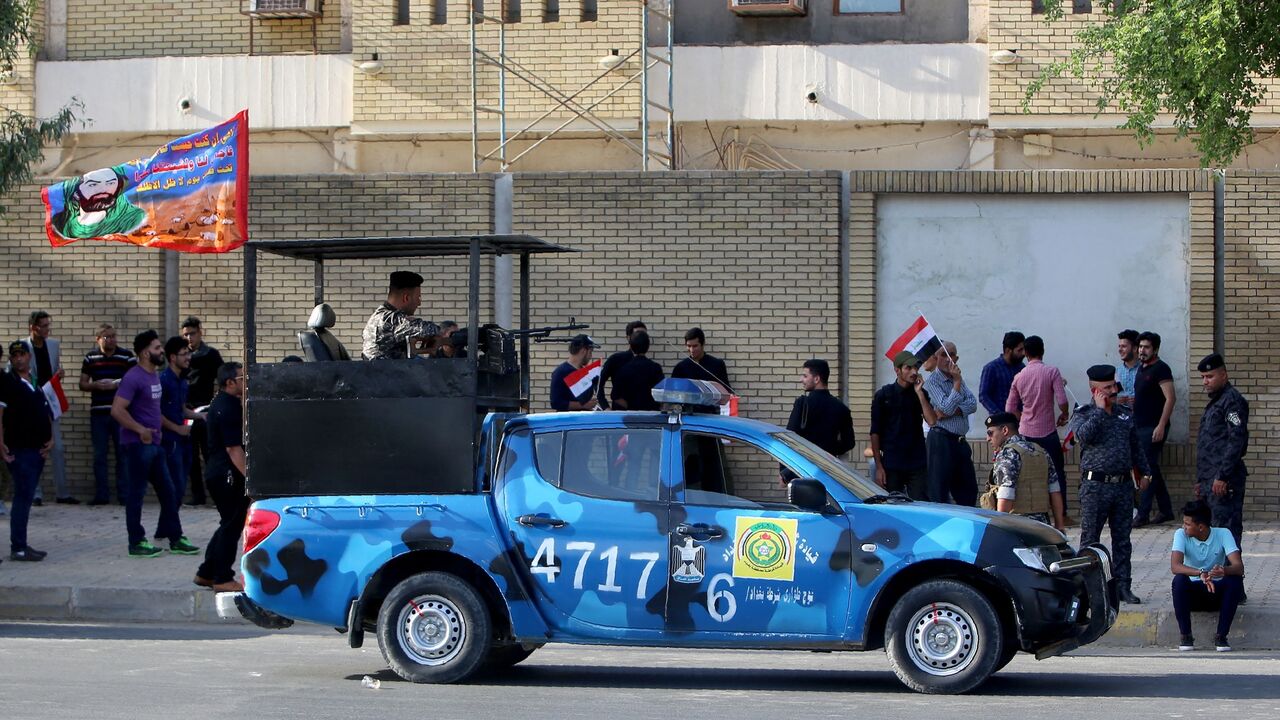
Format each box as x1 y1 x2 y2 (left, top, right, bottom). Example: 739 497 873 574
243 508 281 553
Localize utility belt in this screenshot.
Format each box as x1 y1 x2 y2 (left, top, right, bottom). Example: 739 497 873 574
929 426 967 442
1082 470 1129 484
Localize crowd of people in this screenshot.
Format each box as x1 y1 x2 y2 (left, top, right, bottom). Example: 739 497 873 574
0 312 246 592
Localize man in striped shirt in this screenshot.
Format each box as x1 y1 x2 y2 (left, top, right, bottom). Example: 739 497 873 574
1006 335 1070 514
922 341 979 505
78 323 136 505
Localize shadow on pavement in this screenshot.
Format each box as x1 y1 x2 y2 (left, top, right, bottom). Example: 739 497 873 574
0 622 280 642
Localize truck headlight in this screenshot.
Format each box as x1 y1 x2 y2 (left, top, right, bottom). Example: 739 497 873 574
1012 545 1063 573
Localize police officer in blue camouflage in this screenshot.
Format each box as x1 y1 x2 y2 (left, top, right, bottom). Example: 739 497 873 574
1195 353 1249 550
1068 364 1152 605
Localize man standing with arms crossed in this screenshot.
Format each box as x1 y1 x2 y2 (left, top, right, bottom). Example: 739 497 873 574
1133 331 1176 527
1069 365 1151 605
79 323 135 505
1194 353 1248 550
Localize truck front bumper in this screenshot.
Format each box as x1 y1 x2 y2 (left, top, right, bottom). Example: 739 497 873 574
987 544 1118 657
215 592 295 630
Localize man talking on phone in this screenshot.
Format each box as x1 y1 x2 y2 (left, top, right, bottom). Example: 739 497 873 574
1068 364 1152 605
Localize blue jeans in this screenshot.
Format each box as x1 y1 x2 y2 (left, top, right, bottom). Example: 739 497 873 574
163 438 192 506
90 413 126 502
7 448 44 552
122 442 183 546
1172 574 1243 637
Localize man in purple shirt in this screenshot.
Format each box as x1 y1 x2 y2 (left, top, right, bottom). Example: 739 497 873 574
111 330 199 558
1006 335 1071 516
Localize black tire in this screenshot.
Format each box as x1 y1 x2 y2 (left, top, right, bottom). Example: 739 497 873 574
994 638 1019 674
481 643 538 674
884 579 1003 694
376 571 492 684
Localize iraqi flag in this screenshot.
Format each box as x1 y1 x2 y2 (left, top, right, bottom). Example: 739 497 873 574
564 360 603 396
42 375 70 421
885 315 942 363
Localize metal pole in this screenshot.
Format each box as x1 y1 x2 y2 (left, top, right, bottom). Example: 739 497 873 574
244 246 257 366
838 171 850 405
1214 170 1226 354
163 250 180 337
314 258 325 307
469 237 481 378
640 1 649 171
498 10 507 171
494 173 513 329
520 252 531 404
666 0 674 169
469 0 480 172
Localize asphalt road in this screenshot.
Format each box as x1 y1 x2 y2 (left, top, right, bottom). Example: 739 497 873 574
3 623 1279 720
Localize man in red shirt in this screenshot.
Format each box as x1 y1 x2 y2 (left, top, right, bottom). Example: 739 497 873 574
1006 335 1070 515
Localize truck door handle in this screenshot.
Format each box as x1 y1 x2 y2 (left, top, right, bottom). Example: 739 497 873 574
517 514 567 529
676 523 723 539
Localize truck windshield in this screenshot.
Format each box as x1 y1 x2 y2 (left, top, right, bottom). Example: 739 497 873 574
773 432 883 500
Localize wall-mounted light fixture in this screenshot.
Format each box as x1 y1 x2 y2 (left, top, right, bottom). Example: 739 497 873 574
991 49 1021 65
597 49 624 72
359 52 385 75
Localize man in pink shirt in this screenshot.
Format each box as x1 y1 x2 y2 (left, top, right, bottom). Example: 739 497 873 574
1006 335 1070 515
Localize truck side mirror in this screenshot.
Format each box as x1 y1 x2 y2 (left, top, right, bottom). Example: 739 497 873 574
788 478 829 513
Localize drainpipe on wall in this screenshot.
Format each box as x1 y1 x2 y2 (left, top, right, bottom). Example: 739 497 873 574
838 171 851 404
164 252 179 337
1214 170 1225 354
494 173 514 329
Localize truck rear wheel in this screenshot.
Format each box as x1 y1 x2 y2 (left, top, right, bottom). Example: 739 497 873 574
884 579 1002 694
377 571 491 684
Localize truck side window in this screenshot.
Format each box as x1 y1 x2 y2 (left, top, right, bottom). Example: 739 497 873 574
682 432 801 508
533 431 564 485
560 429 661 501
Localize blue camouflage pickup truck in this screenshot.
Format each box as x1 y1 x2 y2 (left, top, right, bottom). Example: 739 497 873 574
220 397 1116 695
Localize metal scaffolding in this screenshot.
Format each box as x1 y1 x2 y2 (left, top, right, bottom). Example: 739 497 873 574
469 1 676 172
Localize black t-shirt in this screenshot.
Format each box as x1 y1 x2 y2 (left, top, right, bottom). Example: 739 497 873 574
1133 358 1173 428
32 342 53 388
204 391 244 482
597 350 634 409
0 371 52 450
788 389 856 458
186 344 224 407
671 354 730 390
612 355 665 411
869 381 926 471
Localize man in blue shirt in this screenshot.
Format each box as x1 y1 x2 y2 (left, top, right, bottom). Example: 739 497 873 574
160 337 204 514
1170 499 1244 652
922 341 979 505
979 331 1024 416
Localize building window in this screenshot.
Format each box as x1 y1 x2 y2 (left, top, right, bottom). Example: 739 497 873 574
507 0 521 22
432 0 447 24
1032 0 1045 13
1074 0 1092 13
836 0 902 13
545 0 559 22
583 0 598 22
394 0 410 25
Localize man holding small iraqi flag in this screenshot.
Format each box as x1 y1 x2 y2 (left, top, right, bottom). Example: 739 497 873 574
41 111 249 254
550 334 601 412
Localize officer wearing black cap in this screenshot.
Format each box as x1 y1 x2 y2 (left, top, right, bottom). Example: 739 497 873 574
361 271 441 360
981 411 1064 530
1195 353 1249 549
1067 364 1152 604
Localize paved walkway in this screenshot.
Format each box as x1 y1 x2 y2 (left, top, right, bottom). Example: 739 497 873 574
1 504 1277 649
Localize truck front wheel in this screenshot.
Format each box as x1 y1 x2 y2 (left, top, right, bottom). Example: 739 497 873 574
884 579 1002 694
377 571 492 684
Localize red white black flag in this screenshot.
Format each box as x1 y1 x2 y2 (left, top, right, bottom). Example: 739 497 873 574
885 315 942 362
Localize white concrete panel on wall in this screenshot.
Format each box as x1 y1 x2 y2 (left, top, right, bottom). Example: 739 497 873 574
875 194 1191 441
36 55 353 134
674 44 987 123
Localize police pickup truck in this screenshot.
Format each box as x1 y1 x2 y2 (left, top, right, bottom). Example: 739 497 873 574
221 235 1115 694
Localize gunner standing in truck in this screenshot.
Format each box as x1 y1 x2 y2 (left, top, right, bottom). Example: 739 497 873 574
362 271 441 360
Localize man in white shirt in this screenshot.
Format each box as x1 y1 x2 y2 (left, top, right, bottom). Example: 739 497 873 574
1170 499 1245 652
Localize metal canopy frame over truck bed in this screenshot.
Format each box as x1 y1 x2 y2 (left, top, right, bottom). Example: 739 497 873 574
241 234 575 498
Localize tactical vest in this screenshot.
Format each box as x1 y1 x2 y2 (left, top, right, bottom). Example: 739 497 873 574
982 441 1052 516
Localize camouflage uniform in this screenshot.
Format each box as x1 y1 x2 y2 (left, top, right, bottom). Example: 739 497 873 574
1068 403 1150 590
361 302 439 360
1196 382 1249 547
989 435 1059 524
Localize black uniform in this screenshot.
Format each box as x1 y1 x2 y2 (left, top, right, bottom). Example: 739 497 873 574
1197 382 1249 546
672 354 730 389
197 390 248 585
787 389 856 458
596 350 634 409
184 343 224 505
611 354 665 412
1068 401 1150 591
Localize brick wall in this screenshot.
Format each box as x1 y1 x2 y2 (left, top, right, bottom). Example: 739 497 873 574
989 1 1280 118
63 1 343 59
352 0 642 125
3 168 1272 521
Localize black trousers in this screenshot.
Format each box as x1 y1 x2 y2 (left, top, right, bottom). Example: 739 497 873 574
197 470 249 584
187 419 209 503
926 428 977 506
1136 426 1173 520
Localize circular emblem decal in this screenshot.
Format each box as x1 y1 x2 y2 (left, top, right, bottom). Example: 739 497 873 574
737 521 792 573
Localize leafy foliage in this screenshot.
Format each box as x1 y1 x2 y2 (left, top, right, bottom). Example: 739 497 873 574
1 0 78 216
1026 1 1280 167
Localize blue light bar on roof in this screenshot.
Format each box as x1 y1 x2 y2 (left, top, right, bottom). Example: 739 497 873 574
651 378 731 408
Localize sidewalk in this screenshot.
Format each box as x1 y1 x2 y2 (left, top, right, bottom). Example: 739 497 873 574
1 504 1277 649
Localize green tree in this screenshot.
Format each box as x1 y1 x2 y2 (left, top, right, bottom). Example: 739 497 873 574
1026 1 1280 167
1 0 77 215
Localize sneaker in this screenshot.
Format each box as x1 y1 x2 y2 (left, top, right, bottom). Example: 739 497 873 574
168 536 200 555
1178 634 1195 651
1214 635 1232 652
128 540 164 558
10 548 46 562
55 496 80 505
